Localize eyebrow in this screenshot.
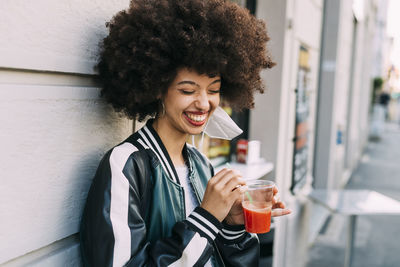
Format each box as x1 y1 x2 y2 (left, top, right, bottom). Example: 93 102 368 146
176 79 221 87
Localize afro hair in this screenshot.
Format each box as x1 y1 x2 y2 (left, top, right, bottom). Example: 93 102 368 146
97 0 275 121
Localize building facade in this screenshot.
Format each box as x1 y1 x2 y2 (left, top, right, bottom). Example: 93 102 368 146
250 0 389 266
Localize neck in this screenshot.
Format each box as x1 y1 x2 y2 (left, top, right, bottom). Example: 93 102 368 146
152 118 188 166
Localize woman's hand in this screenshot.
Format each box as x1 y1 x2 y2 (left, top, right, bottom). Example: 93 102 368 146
225 185 292 225
271 186 292 217
224 196 246 225
201 168 246 222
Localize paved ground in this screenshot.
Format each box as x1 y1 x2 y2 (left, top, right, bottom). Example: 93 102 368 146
306 122 400 267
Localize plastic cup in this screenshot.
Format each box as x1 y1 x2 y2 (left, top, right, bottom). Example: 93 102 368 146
242 180 275 234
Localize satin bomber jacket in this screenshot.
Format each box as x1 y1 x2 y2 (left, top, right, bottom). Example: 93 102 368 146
80 120 260 267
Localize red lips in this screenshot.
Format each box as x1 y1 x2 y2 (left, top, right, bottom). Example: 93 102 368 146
183 111 208 126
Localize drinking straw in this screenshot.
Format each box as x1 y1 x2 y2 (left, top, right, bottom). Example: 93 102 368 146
245 191 253 204
225 163 253 204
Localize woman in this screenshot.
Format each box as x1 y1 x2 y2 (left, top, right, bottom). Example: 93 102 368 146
80 0 290 266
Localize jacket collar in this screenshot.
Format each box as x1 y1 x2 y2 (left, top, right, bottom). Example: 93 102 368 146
137 119 183 184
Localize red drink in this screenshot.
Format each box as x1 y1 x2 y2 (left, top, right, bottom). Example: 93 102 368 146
242 201 272 233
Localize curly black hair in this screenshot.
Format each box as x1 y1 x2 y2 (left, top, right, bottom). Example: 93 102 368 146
97 0 275 121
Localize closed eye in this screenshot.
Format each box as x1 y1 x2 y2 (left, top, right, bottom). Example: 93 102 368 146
208 89 220 94
178 89 195 95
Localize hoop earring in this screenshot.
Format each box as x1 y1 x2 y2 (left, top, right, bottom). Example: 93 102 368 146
160 101 165 117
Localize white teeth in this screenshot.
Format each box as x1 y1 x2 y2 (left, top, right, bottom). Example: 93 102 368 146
186 113 206 122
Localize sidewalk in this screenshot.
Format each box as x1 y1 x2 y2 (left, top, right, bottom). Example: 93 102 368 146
306 122 400 267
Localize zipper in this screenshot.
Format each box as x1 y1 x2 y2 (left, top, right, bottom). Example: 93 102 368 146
187 157 202 205
187 159 226 267
181 186 186 218
212 240 226 267
189 172 202 205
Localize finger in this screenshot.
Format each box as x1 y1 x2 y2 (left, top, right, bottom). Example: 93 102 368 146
272 201 285 209
272 193 281 205
224 176 246 192
214 168 231 178
209 168 231 183
273 186 278 195
208 169 242 195
231 184 247 201
271 208 292 217
216 169 243 188
233 184 248 192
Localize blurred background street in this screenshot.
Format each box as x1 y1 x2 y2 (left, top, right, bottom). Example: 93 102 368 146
307 121 400 267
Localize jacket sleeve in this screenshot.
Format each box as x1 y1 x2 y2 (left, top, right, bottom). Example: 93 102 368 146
205 160 260 267
215 223 260 267
80 143 223 267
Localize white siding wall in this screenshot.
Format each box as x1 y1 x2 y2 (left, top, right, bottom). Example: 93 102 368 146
0 0 128 74
0 0 131 265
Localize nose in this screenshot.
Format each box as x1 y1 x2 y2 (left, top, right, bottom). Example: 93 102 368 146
195 91 210 111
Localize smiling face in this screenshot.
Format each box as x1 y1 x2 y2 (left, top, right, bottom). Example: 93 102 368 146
155 68 221 139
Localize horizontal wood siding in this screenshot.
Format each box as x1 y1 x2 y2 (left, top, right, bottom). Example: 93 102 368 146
0 0 131 265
